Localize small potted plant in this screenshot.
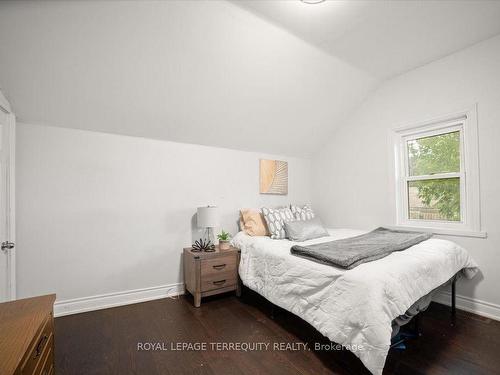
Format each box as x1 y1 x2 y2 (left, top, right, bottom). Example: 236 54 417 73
217 230 231 250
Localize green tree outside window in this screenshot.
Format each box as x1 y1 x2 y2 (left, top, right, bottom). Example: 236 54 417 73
407 131 461 221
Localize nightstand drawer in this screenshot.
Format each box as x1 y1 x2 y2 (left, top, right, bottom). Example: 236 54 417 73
201 271 237 292
201 255 237 277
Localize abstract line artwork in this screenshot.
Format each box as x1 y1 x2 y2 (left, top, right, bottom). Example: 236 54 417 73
259 159 288 195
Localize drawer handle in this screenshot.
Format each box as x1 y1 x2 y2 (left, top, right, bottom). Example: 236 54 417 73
212 264 226 270
34 334 48 359
213 279 226 285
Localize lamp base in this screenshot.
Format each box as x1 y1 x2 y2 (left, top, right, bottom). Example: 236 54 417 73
203 227 216 252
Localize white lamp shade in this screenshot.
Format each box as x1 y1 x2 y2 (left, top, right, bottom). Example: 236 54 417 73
197 206 219 228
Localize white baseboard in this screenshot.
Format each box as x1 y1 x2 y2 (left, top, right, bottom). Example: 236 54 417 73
433 291 500 321
53 283 500 322
54 283 184 317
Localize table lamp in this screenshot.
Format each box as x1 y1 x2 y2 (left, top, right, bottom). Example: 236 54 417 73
197 206 219 250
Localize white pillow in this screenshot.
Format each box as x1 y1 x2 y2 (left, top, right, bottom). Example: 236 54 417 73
261 206 295 240
290 204 315 221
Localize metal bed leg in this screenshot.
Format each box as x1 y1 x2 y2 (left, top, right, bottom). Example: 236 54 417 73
451 275 457 324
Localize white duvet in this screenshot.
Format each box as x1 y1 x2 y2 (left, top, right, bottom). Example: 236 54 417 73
232 228 478 375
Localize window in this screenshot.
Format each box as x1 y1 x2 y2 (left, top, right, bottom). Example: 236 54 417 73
392 107 484 237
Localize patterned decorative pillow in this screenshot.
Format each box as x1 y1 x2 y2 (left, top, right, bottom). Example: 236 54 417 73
261 206 295 240
290 204 315 221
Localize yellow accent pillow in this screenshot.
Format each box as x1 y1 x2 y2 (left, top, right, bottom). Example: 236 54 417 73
239 209 270 237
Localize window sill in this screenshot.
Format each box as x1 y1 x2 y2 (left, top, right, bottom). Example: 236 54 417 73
389 225 487 239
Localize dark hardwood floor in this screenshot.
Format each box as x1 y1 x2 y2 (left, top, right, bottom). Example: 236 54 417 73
55 290 500 375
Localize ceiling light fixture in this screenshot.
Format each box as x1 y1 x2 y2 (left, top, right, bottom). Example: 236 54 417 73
300 0 326 4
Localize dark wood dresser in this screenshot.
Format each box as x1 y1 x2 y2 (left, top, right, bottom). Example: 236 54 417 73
0 294 56 375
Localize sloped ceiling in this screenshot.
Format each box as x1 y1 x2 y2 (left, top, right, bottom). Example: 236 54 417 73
0 0 375 157
235 0 500 80
1 1 499 157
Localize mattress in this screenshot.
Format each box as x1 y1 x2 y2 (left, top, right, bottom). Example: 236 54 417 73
232 228 478 375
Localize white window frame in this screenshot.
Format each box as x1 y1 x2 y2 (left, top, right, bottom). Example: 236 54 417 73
392 106 485 238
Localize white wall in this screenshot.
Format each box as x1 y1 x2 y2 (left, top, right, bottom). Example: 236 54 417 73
312 35 500 315
16 124 311 302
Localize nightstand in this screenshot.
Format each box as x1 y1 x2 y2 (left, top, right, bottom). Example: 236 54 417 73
183 245 241 307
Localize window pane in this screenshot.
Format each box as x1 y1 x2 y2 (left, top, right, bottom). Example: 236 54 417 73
407 131 460 176
408 178 460 221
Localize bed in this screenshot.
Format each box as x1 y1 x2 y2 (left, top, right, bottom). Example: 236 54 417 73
232 228 478 375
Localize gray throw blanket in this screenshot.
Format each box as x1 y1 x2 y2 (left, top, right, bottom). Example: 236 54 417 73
291 227 432 269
